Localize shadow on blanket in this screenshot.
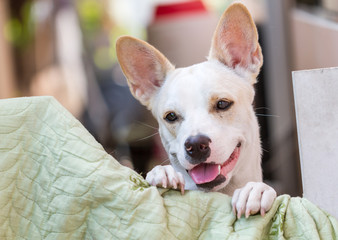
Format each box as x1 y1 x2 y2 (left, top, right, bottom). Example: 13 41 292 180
0 96 337 239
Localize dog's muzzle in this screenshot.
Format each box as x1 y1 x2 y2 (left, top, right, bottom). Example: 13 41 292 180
184 134 211 164
187 142 241 190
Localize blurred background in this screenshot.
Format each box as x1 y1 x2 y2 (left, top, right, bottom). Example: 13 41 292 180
1 0 338 197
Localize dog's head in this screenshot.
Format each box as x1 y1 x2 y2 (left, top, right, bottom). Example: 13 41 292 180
116 3 263 192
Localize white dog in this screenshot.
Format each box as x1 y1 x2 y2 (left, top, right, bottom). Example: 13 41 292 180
116 3 276 218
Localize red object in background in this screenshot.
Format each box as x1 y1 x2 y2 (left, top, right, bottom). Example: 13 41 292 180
154 0 207 20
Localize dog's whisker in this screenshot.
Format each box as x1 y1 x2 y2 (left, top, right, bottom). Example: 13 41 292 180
256 114 279 118
262 148 269 153
135 132 159 142
160 158 170 165
255 107 270 111
107 150 116 156
135 121 158 130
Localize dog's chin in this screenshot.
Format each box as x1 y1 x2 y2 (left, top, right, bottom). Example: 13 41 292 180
188 143 241 191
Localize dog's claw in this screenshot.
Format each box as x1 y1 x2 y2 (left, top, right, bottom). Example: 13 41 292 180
232 204 236 217
237 208 243 219
162 179 167 189
235 206 244 219
260 208 266 217
173 179 177 189
245 209 251 219
180 185 185 195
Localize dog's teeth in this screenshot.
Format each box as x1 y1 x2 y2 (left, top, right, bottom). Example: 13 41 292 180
218 165 221 175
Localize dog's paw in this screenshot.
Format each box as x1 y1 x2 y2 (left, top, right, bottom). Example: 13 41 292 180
146 165 185 194
231 182 277 218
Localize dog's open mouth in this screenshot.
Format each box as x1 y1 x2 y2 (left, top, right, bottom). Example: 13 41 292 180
188 143 241 186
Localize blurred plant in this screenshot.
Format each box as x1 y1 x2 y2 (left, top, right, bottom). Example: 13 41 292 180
76 0 130 66
77 0 103 33
3 1 34 48
202 0 233 14
94 46 113 70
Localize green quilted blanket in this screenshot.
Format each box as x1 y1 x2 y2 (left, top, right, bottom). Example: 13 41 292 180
0 96 337 239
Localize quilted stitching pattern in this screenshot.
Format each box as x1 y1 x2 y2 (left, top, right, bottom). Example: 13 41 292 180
0 96 337 239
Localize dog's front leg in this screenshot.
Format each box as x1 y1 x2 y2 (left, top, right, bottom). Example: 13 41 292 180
146 165 185 194
231 182 277 218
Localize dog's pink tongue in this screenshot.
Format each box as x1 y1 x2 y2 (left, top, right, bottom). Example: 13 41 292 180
189 164 219 184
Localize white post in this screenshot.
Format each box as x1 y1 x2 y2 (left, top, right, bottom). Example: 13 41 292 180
293 67 338 219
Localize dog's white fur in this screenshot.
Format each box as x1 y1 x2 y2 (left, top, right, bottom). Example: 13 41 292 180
116 3 276 218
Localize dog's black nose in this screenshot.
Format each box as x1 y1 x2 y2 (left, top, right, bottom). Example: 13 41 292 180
185 135 211 164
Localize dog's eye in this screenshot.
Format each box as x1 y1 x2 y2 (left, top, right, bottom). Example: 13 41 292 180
164 112 178 122
216 100 233 110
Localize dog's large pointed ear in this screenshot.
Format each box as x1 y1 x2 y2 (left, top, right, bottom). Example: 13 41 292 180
116 36 174 107
208 3 263 83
